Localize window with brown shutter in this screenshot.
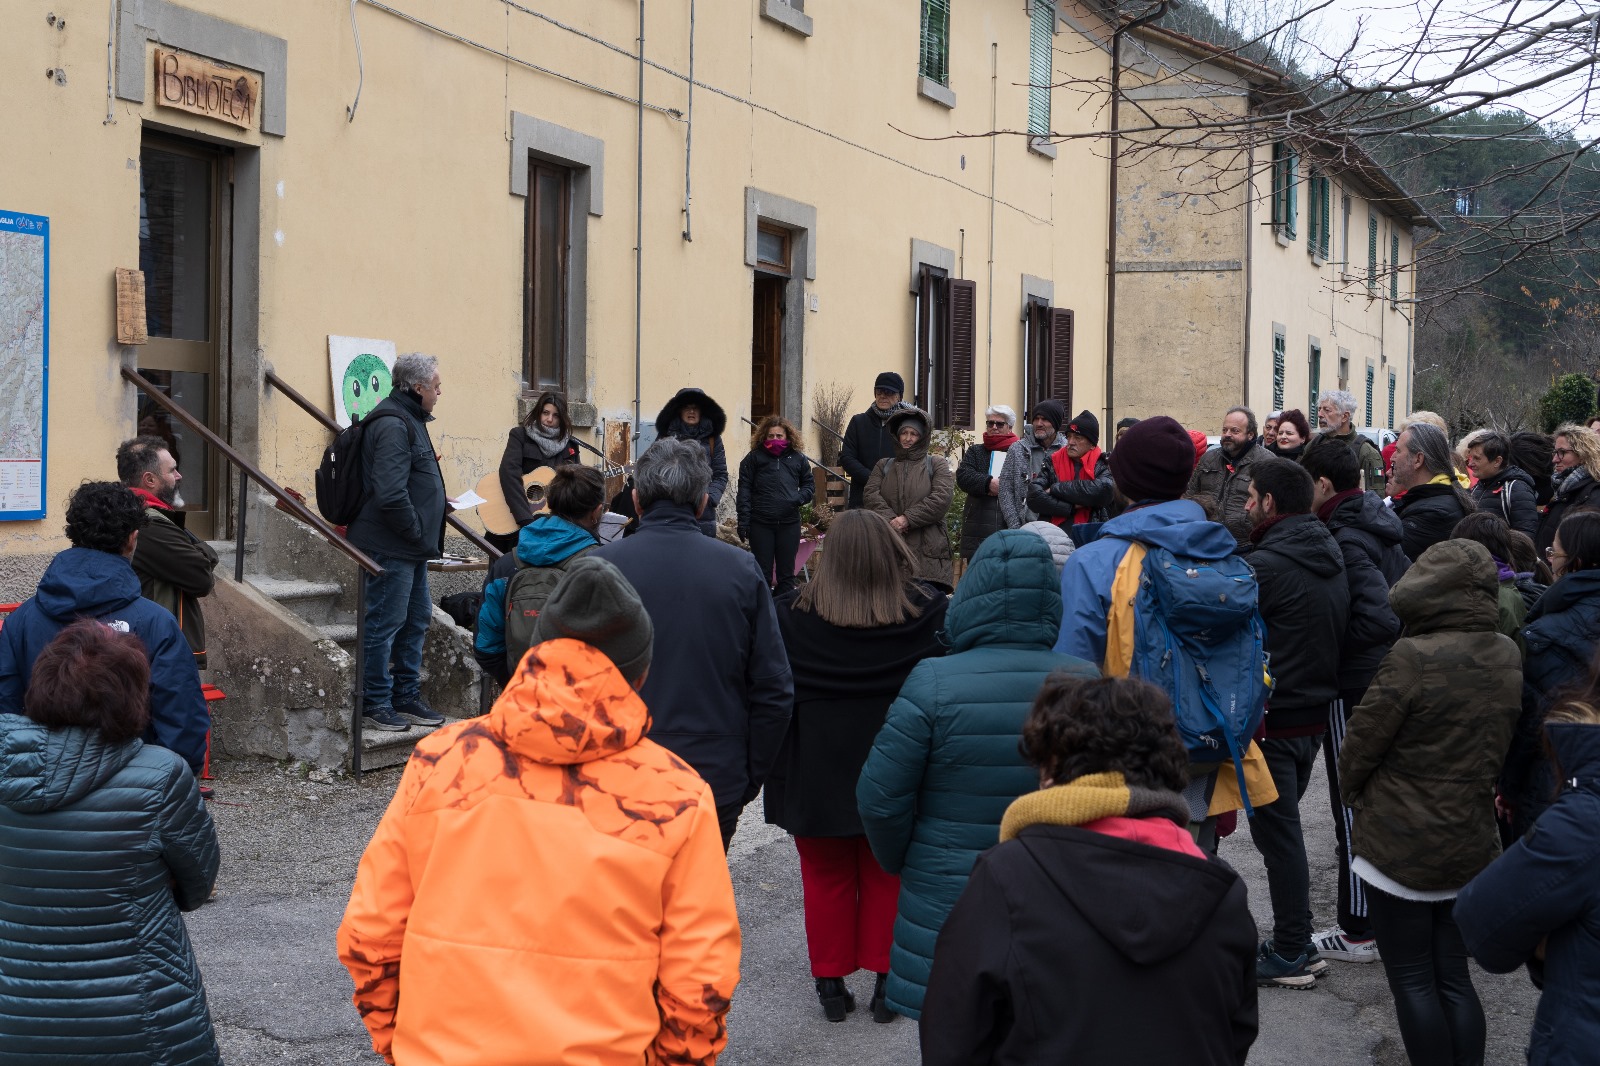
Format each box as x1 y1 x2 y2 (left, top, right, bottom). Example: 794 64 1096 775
912 265 977 430
1024 298 1074 414
524 160 571 392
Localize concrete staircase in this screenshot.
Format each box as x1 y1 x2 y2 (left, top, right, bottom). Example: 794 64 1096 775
202 503 479 771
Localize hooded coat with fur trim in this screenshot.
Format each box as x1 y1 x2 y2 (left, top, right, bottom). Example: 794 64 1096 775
655 388 729 536
338 638 741 1066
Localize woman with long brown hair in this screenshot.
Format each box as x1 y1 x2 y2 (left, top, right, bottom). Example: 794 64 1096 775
736 413 813 593
763 509 948 1023
491 390 582 552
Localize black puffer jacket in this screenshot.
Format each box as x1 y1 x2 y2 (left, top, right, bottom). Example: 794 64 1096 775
1322 489 1408 690
1537 468 1600 555
1471 465 1540 540
1248 513 1351 730
1506 568 1600 838
840 403 906 509
346 389 447 562
955 440 1009 558
736 443 813 529
1392 481 1474 563
655 388 729 537
0 715 221 1064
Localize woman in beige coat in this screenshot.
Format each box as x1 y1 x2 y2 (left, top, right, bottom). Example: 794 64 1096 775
865 407 955 587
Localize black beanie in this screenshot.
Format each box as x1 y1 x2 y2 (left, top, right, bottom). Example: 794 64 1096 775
1031 399 1065 431
874 371 905 396
532 556 654 683
1066 410 1100 447
1108 416 1195 504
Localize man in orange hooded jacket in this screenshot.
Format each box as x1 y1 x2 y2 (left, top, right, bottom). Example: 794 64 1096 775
338 556 741 1065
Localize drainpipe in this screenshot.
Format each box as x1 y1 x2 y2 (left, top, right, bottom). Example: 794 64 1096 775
1104 1 1169 428
682 0 695 241
986 42 998 401
633 0 646 453
1243 139 1254 408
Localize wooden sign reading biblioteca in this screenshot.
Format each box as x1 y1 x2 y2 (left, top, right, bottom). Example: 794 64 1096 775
153 48 259 130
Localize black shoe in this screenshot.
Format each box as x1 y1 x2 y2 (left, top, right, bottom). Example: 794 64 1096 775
394 700 446 727
869 972 896 1023
362 706 409 732
814 977 856 1023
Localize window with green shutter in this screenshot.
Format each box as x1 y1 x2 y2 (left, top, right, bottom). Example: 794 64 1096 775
1308 340 1321 413
1272 330 1286 408
920 0 951 86
1028 1 1054 136
1365 364 1374 424
1306 173 1331 260
1367 213 1379 292
1271 144 1298 240
1388 371 1397 427
1390 233 1401 306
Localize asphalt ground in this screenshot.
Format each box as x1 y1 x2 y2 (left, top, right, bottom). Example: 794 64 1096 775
186 756 1542 1064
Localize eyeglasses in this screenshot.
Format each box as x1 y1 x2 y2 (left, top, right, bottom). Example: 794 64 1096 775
1547 547 1567 561
1555 448 1575 458
984 420 1010 429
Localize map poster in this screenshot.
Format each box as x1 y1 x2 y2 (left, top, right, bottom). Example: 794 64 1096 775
0 210 47 521
328 335 397 429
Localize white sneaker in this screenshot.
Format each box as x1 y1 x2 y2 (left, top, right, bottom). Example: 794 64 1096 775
1312 928 1381 963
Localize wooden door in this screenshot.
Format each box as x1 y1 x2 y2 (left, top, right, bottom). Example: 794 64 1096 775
751 273 785 421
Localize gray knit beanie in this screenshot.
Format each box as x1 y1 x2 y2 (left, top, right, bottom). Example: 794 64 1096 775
1019 521 1076 575
531 556 654 683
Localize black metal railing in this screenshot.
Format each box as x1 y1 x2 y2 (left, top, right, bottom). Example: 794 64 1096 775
123 366 386 777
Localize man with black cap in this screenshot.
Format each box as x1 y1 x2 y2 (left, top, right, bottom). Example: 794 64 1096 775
1188 405 1269 546
1026 410 1113 528
999 399 1069 528
1054 415 1250 844
840 372 908 509
339 554 742 1066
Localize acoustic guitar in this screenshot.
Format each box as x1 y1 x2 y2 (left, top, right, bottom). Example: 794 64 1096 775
474 467 558 537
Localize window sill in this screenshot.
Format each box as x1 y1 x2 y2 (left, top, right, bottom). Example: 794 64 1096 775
1028 135 1057 160
519 393 597 428
1275 230 1295 248
1311 252 1328 267
759 0 812 37
918 76 956 109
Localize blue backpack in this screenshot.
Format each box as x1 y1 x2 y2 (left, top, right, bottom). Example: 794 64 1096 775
1105 537 1272 814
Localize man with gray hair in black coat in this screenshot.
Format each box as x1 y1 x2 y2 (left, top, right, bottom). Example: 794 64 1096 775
346 352 449 735
595 437 794 849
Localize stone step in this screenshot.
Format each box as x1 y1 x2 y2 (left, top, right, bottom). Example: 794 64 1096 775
318 622 358 647
358 718 444 770
249 576 346 626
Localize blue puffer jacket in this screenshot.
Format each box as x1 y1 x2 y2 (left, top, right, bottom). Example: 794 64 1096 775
1457 722 1600 1066
1054 498 1239 667
857 530 1098 1018
0 547 209 774
0 714 221 1064
1507 569 1600 836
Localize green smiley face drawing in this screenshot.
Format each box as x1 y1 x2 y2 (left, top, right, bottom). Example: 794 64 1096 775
342 354 392 421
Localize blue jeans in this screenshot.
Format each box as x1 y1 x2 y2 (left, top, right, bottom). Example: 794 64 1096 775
361 555 432 710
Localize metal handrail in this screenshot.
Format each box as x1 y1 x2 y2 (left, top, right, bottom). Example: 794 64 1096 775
263 368 503 561
123 366 380 777
811 418 846 445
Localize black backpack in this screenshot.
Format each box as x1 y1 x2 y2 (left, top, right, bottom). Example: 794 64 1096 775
315 409 412 525
503 548 595 672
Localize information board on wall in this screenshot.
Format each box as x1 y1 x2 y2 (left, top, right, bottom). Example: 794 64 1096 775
0 210 47 521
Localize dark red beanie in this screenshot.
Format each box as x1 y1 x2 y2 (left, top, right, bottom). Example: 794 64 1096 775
1110 416 1196 504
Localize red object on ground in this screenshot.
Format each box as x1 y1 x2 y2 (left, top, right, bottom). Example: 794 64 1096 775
200 684 226 781
794 835 900 977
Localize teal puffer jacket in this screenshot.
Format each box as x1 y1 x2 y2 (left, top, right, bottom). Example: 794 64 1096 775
857 530 1098 1018
0 714 221 1065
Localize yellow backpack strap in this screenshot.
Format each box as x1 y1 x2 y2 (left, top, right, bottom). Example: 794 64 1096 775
1103 541 1147 679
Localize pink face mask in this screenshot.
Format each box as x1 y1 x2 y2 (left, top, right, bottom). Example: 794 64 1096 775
764 439 788 456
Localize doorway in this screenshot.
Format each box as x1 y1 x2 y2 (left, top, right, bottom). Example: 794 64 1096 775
137 134 228 539
751 273 785 422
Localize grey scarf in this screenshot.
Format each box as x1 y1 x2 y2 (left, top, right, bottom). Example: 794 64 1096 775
527 422 567 460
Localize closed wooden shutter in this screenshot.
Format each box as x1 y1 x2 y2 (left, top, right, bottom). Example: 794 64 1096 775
1048 307 1074 408
915 265 939 412
1272 332 1286 409
1368 213 1379 290
1390 233 1401 305
1028 1 1054 136
1285 150 1299 240
944 279 977 429
920 0 951 84
1365 364 1375 424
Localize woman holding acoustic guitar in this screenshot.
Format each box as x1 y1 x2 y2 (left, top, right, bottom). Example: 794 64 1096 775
486 391 582 553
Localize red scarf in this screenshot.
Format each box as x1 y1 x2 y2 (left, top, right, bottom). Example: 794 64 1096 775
1048 446 1104 526
983 430 1019 452
129 486 171 511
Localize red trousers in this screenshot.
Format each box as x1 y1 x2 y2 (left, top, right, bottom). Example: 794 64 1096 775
793 835 900 978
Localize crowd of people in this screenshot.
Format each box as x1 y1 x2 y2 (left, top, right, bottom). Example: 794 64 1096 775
6 362 1600 1065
